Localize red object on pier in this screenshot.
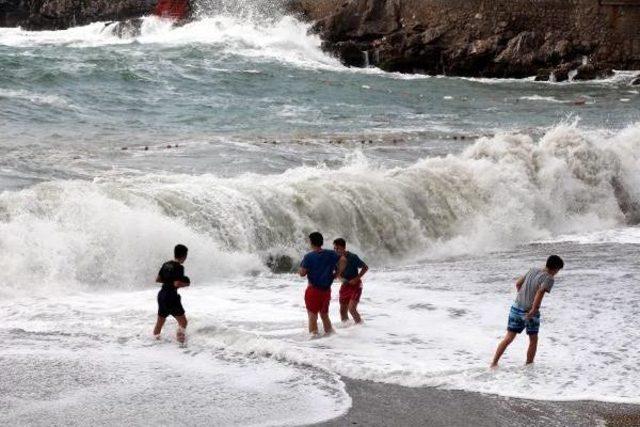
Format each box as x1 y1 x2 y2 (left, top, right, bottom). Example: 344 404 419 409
154 0 189 20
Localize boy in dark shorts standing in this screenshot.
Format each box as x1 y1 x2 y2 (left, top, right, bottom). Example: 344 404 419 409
333 238 368 324
299 232 346 338
153 244 191 343
491 255 564 368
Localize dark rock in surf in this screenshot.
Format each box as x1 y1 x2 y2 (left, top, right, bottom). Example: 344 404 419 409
572 64 614 81
632 75 640 86
1 0 157 30
324 40 368 67
0 0 29 27
266 254 296 274
103 18 143 38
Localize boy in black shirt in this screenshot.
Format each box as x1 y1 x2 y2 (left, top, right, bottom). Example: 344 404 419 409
153 244 190 343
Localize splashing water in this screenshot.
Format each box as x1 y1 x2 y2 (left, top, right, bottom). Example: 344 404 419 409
1 2 640 423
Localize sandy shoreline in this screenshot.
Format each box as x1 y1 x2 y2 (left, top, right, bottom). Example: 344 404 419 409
314 379 640 427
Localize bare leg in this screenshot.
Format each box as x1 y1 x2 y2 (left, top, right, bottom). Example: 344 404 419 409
175 315 188 343
491 331 517 368
153 316 166 337
307 311 319 336
319 312 334 335
340 302 349 322
348 300 362 324
526 334 538 364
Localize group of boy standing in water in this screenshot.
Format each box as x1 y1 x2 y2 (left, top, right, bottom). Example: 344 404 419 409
299 232 369 337
151 232 369 342
151 234 564 367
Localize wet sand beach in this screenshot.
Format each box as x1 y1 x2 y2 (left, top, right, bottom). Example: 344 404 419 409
316 378 640 427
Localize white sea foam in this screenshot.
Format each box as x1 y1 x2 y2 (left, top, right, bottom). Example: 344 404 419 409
461 70 640 86
0 15 342 71
0 15 437 80
0 290 350 426
0 88 76 109
3 260 637 407
184 266 639 403
135 16 342 70
517 94 596 105
0 22 131 47
519 95 565 103
1 123 639 295
535 227 640 244
0 15 435 80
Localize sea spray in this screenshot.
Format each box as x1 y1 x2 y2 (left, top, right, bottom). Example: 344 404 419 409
1 123 638 293
0 14 340 70
1 3 639 408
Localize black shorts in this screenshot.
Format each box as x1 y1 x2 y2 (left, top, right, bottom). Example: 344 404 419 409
157 290 185 318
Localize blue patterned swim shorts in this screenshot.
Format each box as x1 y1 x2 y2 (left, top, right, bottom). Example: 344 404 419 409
507 304 540 335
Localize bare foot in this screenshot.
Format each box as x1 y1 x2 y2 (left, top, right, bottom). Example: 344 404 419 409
177 330 186 344
490 363 498 369
153 334 161 341
309 332 320 340
324 329 335 337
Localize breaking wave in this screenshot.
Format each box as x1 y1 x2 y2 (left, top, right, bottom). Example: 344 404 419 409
0 5 341 70
1 123 638 293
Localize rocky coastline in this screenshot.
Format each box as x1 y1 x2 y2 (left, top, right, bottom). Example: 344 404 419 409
289 0 640 82
2 0 640 81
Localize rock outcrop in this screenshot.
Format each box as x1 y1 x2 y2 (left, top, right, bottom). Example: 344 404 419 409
289 0 640 81
0 0 157 30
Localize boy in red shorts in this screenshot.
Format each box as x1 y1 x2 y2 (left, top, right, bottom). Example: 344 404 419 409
299 232 346 337
333 238 368 324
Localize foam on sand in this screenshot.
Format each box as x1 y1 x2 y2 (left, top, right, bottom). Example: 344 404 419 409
1 123 639 409
183 259 640 404
0 290 349 426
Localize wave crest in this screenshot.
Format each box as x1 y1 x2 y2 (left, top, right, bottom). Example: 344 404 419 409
1 123 638 293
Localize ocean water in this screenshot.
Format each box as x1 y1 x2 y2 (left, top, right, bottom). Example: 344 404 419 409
1 2 640 425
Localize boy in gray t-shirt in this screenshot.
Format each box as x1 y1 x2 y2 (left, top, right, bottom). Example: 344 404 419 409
491 255 564 368
515 268 555 311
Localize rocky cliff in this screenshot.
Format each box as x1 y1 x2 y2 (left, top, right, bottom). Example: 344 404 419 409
0 0 156 30
289 0 640 81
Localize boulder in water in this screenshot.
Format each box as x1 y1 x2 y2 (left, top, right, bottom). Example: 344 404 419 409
323 40 367 67
265 254 296 274
103 18 143 38
572 64 614 81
